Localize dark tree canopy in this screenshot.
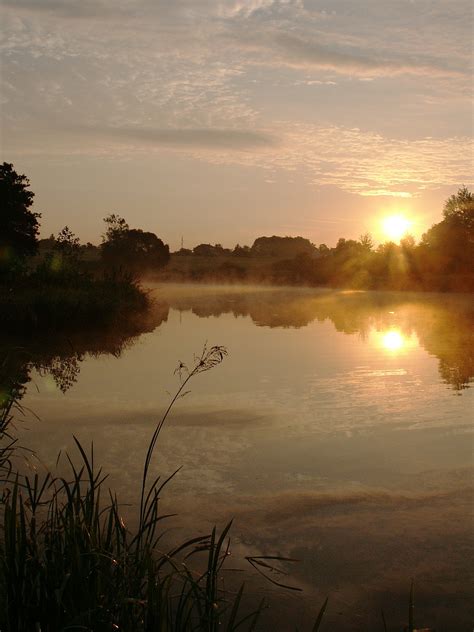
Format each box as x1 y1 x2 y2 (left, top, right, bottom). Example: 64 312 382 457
421 187 474 274
101 217 170 271
443 186 474 233
251 236 316 258
0 162 41 262
102 213 129 243
193 243 225 257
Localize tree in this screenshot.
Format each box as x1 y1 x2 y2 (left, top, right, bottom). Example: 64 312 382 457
443 186 474 233
400 235 416 250
101 216 169 272
359 232 374 251
102 213 129 243
54 226 81 266
233 244 251 257
251 236 316 258
193 244 220 256
318 243 329 255
418 187 474 289
0 163 41 267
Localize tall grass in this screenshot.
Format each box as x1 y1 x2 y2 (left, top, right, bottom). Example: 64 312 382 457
0 346 329 631
1 345 429 631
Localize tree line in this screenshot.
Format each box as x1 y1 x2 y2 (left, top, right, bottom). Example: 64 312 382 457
1 161 472 292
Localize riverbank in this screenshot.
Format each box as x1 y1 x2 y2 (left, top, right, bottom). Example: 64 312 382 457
0 272 149 333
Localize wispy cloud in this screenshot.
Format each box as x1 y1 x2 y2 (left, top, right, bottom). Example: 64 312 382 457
186 124 473 197
89 125 278 149
1 0 471 203
262 32 466 78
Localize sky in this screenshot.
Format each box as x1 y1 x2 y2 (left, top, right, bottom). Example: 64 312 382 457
1 0 473 249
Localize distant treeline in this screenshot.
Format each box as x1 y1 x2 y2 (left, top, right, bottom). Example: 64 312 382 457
2 159 473 293
36 186 474 293
153 188 474 292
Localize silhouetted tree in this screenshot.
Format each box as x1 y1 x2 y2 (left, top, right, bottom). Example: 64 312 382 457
55 226 81 261
102 213 129 242
101 217 169 272
193 243 223 256
443 186 474 234
233 244 251 257
418 187 474 290
251 236 316 258
359 232 374 251
0 162 41 272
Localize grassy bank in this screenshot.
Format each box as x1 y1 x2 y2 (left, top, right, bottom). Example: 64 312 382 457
1 270 149 333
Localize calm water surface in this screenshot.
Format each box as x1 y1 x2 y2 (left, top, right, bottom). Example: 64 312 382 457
11 285 474 630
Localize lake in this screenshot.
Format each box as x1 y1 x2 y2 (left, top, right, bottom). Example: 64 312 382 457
8 284 474 630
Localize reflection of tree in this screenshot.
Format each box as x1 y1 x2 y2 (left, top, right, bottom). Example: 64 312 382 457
38 356 82 394
166 289 474 392
417 304 473 391
0 299 169 406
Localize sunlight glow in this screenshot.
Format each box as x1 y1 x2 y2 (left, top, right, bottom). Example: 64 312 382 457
382 215 412 241
372 327 419 355
382 330 405 351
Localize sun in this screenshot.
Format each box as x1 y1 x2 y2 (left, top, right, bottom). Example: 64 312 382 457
382 215 412 241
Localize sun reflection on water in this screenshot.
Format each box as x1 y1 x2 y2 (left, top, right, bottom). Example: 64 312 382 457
374 328 419 354
382 330 404 351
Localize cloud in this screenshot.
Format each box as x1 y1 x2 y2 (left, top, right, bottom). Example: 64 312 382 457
269 32 466 78
185 123 474 197
92 126 278 150
1 0 121 19
1 0 471 200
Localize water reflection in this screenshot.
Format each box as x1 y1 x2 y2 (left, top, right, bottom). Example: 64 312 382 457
7 285 472 630
1 287 472 407
0 301 169 406
374 328 419 354
159 286 473 391
381 329 405 351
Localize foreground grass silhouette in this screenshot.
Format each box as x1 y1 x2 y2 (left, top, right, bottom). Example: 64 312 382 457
0 346 438 631
0 346 329 631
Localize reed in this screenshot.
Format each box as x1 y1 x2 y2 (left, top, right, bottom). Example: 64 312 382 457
0 346 328 631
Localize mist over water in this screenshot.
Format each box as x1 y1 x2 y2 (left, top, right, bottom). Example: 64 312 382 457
10 285 474 630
